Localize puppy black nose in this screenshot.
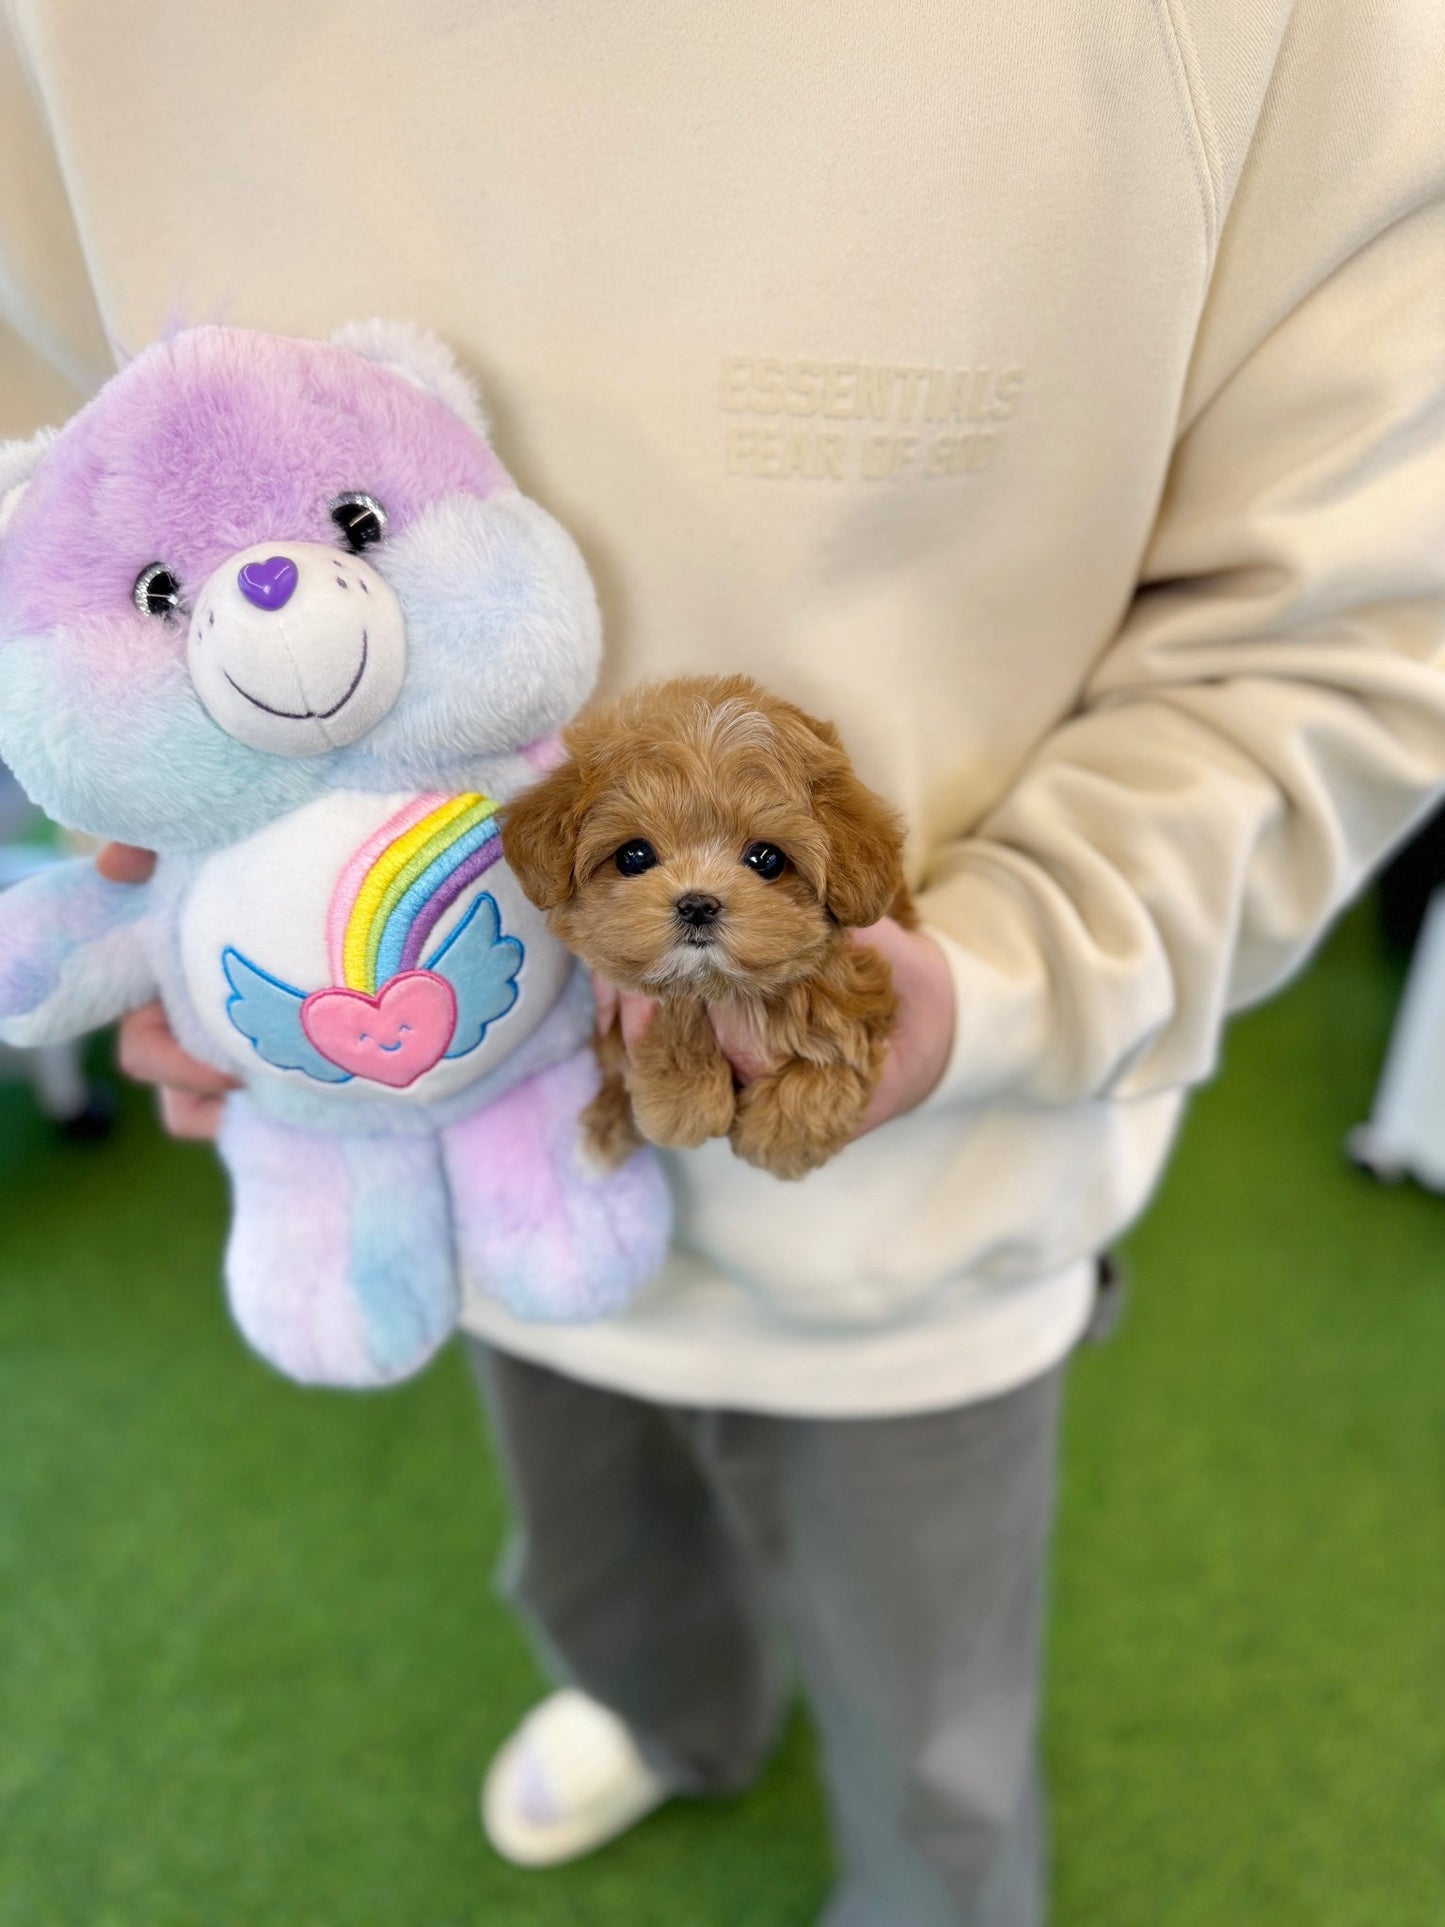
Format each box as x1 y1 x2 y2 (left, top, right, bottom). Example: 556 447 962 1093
675 892 723 928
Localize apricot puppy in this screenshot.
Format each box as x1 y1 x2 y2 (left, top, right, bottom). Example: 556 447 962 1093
500 675 913 1180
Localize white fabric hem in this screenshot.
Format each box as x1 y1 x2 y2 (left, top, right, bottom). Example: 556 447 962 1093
459 1256 1097 1419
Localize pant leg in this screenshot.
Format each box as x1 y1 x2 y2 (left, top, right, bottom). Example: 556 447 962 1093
756 1366 1065 1927
466 1339 785 1793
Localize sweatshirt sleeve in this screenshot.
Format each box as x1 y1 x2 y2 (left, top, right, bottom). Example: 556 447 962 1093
0 8 108 432
918 6 1445 1111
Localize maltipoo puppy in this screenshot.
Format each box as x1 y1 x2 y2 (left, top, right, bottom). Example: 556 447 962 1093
500 674 914 1180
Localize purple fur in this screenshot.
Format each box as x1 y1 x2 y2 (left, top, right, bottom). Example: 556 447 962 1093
221 1100 376 1383
0 327 509 635
0 860 148 1024
0 327 599 850
220 1096 459 1386
443 1049 672 1322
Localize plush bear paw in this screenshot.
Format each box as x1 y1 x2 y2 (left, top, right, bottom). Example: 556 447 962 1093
443 1050 671 1321
219 1098 459 1385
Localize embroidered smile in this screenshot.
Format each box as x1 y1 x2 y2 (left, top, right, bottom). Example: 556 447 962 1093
224 633 369 720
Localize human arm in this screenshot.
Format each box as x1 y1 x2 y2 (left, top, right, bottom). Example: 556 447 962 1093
918 11 1445 1112
607 20 1445 1138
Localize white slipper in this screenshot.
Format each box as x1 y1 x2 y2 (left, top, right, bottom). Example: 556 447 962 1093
481 1687 674 1867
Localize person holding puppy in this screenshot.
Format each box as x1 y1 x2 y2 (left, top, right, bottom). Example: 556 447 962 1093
5 2 1444 1920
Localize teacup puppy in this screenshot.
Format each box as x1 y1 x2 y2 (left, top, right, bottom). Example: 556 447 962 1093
500 674 914 1180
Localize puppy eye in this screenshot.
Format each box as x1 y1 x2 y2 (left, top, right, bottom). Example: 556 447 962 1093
133 562 185 619
615 839 659 877
743 842 787 882
329 492 388 551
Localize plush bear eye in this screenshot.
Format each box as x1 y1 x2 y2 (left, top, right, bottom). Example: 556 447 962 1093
743 842 787 881
133 562 184 619
615 839 659 877
329 492 388 551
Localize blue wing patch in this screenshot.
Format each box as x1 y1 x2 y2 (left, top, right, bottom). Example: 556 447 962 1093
425 893 524 1058
222 947 352 1084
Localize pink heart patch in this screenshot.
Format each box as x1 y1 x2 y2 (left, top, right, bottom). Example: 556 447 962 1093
300 971 458 1089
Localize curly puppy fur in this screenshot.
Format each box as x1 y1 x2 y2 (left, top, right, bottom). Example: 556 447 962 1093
500 675 914 1180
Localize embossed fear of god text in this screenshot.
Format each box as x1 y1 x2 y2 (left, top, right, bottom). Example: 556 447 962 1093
718 357 1025 483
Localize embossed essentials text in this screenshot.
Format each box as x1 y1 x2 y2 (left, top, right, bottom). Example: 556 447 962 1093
719 356 1025 482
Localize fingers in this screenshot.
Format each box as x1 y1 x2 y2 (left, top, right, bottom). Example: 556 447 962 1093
592 917 951 1139
617 991 658 1056
846 913 907 965
95 842 156 885
591 971 620 1036
159 1086 227 1142
853 922 956 1136
858 1044 914 1134
591 974 658 1057
117 1000 239 1098
707 1003 771 1084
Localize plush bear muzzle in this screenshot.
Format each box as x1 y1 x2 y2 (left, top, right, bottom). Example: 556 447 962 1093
186 540 407 756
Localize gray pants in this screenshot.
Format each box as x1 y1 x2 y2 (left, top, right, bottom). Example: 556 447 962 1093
468 1341 1064 1927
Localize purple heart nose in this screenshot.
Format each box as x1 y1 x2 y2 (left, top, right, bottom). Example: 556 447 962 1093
237 555 299 611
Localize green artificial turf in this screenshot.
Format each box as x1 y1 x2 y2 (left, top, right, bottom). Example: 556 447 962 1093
1 902 1441 1925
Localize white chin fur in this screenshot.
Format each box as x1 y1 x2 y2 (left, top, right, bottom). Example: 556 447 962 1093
647 941 732 987
187 541 406 757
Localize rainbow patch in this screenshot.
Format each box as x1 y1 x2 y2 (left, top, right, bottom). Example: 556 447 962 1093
222 790 525 1090
327 791 505 993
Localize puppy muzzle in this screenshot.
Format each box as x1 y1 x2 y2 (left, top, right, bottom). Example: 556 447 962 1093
675 891 723 933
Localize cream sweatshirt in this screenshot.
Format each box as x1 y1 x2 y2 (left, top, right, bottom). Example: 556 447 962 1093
2 0 1443 1414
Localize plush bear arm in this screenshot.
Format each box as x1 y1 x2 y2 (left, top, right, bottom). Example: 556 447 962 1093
0 859 157 1047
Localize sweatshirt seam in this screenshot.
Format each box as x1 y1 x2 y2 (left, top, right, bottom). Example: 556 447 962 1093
1153 0 1222 268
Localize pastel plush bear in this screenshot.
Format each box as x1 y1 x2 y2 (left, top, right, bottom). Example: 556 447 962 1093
0 324 670 1385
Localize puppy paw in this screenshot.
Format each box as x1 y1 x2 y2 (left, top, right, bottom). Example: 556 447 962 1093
580 1074 644 1172
630 1067 735 1148
729 1062 869 1180
629 1003 736 1149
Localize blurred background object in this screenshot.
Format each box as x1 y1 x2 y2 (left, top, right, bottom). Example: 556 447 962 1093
1377 798 1445 958
1348 803 1445 1191
1350 875 1445 1192
0 761 115 1139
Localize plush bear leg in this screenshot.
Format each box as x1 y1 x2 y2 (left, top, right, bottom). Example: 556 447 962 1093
442 1049 671 1324
218 1096 458 1387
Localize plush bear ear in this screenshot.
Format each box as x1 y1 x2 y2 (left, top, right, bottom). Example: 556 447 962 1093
330 320 489 438
0 427 56 540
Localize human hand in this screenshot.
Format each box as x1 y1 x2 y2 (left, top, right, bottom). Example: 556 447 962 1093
96 842 239 1140
841 916 955 1131
593 915 955 1141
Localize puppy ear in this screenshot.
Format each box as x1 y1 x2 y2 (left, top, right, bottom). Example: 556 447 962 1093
499 757 586 910
813 763 908 928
